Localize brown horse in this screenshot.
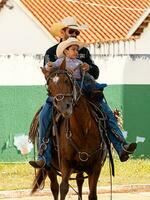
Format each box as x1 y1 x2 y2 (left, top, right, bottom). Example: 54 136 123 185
31 60 107 200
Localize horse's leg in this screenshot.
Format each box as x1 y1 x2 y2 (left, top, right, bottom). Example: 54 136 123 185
76 172 84 200
47 169 59 200
88 165 101 200
60 162 71 200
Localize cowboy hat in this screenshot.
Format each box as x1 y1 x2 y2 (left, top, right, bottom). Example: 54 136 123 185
50 16 88 37
56 37 83 58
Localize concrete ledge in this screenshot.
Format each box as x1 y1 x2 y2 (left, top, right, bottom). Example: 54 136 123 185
0 184 150 198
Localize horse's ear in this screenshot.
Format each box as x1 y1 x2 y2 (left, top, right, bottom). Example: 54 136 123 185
41 67 48 75
41 67 45 74
60 58 66 70
41 67 49 79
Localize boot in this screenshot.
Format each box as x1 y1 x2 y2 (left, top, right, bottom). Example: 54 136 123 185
29 159 45 168
120 143 137 162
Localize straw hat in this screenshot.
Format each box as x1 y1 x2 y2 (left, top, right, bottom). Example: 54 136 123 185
56 37 83 58
50 16 88 37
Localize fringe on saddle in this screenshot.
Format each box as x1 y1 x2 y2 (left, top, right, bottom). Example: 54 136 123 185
28 106 42 144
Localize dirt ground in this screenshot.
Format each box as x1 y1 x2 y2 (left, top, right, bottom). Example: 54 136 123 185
0 185 150 200
0 192 150 200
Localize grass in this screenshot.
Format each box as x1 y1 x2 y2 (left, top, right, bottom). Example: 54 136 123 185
0 158 150 191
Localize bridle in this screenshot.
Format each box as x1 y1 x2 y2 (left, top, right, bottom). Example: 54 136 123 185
46 69 81 107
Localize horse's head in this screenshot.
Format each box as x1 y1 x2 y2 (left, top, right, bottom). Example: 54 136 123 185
42 59 78 118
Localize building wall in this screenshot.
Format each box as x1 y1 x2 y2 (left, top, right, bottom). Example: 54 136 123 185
94 55 150 158
0 1 56 162
0 0 56 54
0 55 46 162
0 54 149 162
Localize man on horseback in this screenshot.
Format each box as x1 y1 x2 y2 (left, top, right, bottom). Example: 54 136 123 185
29 16 137 169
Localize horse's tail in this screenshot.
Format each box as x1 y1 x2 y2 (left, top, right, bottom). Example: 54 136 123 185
29 106 43 144
31 169 47 194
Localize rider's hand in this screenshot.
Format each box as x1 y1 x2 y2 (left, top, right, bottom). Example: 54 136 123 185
81 63 90 72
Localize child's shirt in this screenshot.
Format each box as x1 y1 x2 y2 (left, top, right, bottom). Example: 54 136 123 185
52 57 83 79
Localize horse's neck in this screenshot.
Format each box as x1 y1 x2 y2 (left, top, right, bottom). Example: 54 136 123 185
73 96 92 125
70 96 100 143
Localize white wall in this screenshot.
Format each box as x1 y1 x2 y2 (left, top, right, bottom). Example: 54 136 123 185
0 0 56 54
134 22 150 54
1 54 150 86
0 54 45 85
93 55 150 85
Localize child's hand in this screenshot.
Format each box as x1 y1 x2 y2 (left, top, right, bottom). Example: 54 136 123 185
81 63 89 72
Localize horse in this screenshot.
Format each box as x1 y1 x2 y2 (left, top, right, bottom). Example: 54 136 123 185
30 60 107 200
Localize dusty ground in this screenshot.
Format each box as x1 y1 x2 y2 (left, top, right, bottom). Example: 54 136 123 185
0 185 150 200
0 192 150 200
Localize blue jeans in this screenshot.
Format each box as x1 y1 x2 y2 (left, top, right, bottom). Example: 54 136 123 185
38 97 53 166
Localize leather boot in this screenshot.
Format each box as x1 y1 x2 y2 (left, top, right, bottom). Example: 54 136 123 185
29 159 45 168
120 143 137 162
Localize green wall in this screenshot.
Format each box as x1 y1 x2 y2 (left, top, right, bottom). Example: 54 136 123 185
0 84 149 162
0 86 46 162
105 85 150 157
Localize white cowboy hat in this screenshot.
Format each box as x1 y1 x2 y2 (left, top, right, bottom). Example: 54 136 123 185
50 16 88 37
56 37 83 58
